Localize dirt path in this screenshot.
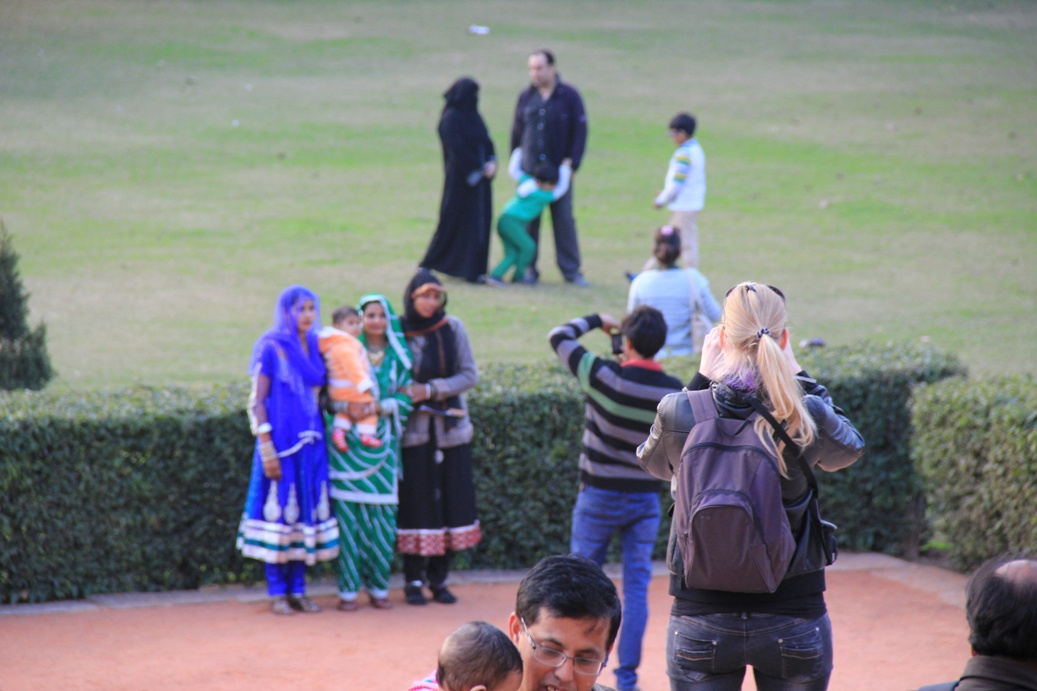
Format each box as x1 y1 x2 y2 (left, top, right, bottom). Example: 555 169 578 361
0 553 969 690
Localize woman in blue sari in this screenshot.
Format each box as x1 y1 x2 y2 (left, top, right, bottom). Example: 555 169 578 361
237 285 339 615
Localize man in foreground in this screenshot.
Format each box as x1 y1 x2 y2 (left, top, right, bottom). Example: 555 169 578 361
919 556 1037 690
508 555 622 691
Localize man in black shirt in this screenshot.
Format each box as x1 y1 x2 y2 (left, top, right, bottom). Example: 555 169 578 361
510 49 589 286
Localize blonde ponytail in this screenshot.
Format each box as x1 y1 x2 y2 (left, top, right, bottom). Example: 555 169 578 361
716 282 815 476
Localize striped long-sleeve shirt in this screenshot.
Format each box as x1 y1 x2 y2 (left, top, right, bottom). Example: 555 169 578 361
549 314 684 493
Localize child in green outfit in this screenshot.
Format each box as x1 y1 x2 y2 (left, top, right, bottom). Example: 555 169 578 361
487 151 572 286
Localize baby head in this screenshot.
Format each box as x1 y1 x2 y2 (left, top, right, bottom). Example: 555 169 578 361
437 621 523 691
332 305 362 337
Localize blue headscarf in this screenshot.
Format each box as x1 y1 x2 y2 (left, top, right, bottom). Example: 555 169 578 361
249 285 326 390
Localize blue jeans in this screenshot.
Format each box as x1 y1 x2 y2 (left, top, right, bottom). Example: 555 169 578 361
571 486 661 691
667 611 833 690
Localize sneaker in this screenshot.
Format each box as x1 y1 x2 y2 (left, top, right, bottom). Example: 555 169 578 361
359 433 383 449
566 274 590 287
484 276 507 287
429 584 457 604
522 268 539 285
513 275 537 286
624 271 637 282
404 583 427 606
332 428 348 452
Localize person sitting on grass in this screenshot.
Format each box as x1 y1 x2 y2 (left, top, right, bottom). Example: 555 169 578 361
319 305 383 452
486 150 571 287
408 621 523 691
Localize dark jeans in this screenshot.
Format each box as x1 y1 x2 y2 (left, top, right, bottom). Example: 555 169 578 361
526 183 582 280
667 611 833 690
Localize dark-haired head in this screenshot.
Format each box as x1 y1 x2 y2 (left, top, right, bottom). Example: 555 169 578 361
530 48 555 66
966 555 1037 663
532 161 559 185
669 112 697 137
438 621 522 691
653 225 682 268
515 554 622 649
622 305 668 360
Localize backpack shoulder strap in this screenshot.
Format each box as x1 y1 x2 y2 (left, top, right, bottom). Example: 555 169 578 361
746 396 819 493
685 387 719 425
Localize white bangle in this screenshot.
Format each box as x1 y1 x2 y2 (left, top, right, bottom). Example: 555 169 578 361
425 383 431 399
256 422 272 435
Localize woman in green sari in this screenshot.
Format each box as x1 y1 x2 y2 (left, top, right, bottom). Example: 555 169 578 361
327 293 413 611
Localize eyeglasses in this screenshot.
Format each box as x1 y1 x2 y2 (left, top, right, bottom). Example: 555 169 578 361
725 282 786 304
520 618 607 676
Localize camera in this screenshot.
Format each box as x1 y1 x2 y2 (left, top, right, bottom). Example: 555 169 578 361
610 328 623 356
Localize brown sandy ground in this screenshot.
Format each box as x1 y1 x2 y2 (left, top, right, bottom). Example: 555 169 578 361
0 553 969 691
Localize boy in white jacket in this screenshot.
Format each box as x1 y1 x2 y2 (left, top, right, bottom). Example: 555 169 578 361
651 112 706 269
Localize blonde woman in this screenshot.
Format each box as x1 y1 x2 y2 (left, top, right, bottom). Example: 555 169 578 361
638 282 865 691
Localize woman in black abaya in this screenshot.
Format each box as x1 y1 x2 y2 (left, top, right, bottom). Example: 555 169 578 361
420 77 497 283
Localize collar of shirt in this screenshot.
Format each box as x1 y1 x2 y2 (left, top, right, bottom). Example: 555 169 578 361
621 358 662 371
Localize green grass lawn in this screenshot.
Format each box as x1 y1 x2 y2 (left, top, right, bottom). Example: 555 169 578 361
1 0 1034 390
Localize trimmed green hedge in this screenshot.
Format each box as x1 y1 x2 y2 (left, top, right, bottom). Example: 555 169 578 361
911 375 1037 571
0 342 963 603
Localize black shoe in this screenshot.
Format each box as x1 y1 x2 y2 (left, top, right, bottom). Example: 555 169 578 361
404 583 427 606
624 271 637 282
429 584 457 604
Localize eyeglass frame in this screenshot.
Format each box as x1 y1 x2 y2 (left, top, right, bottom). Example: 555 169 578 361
519 617 608 677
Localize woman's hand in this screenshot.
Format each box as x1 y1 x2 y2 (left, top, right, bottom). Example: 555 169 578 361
346 401 378 420
781 330 803 373
259 440 281 481
405 383 432 404
483 161 498 179
698 326 725 381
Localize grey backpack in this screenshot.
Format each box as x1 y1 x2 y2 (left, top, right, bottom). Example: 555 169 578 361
673 389 795 593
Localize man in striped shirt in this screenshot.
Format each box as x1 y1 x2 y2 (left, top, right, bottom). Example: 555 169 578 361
548 306 683 691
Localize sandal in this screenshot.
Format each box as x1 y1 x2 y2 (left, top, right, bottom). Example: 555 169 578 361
337 599 359 612
270 596 295 615
369 595 393 610
288 595 320 613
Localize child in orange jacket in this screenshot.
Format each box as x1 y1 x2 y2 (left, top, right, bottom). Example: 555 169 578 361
318 306 382 452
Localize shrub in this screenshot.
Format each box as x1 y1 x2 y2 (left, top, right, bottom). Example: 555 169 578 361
911 375 1037 571
0 221 55 391
0 342 962 603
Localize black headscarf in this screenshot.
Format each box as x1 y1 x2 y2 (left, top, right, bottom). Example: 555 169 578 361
402 269 462 424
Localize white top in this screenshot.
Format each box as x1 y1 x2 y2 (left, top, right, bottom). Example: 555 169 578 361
655 138 706 211
628 267 722 357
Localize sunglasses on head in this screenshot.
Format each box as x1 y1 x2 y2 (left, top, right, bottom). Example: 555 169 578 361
725 283 786 304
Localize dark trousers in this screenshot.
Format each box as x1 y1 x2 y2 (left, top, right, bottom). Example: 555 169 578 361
404 553 451 586
526 183 582 281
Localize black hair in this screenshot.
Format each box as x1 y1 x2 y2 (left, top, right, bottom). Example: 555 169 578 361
531 48 555 65
622 305 668 359
653 226 682 267
515 554 622 649
331 305 360 325
437 621 522 691
669 112 697 137
966 556 1037 663
532 161 559 185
